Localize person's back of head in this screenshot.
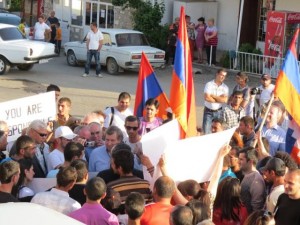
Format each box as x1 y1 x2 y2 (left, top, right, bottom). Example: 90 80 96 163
111 144 134 174
70 159 88 183
171 205 193 225
177 179 201 200
64 142 84 162
243 209 274 225
125 192 145 220
56 166 77 189
153 176 175 199
47 84 60 92
0 160 20 185
197 220 215 225
85 177 106 201
102 188 122 215
186 199 210 224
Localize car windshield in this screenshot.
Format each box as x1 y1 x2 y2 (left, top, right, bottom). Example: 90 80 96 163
0 27 25 40
116 33 149 47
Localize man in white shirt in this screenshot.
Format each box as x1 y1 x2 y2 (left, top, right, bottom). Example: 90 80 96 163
31 166 81 215
256 74 275 107
47 126 77 171
202 68 229 134
103 92 133 138
82 22 104 78
33 15 51 41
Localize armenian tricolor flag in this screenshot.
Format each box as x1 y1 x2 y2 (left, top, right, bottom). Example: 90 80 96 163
134 52 170 119
169 6 197 138
274 28 300 164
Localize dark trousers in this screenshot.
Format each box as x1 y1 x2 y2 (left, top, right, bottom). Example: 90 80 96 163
206 45 217 65
165 45 176 65
56 40 61 54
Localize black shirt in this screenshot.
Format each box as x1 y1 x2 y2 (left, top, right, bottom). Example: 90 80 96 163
69 184 86 206
275 193 300 225
0 191 19 203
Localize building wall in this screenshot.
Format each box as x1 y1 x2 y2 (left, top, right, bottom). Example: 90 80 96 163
216 0 239 51
276 0 300 12
113 6 134 29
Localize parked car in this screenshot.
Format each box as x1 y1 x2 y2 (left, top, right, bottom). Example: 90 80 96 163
0 12 30 37
64 29 165 74
0 23 56 75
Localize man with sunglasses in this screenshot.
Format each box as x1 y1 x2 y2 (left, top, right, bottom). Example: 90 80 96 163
26 120 50 178
123 115 143 171
47 126 77 171
255 74 274 107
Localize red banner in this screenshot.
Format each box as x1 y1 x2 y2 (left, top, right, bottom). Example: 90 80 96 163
264 11 285 68
287 12 300 24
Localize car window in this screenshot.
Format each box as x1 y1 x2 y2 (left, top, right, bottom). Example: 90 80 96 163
102 33 111 45
116 33 149 47
0 27 25 40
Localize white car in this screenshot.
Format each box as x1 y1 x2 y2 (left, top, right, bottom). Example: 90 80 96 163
64 28 165 74
0 23 56 75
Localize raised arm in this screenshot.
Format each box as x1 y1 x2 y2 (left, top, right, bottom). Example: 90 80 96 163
207 144 231 196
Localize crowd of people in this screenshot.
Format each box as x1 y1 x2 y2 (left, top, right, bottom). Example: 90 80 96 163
165 15 218 67
0 64 300 225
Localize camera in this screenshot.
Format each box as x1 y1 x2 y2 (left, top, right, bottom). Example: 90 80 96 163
85 141 95 147
250 87 262 95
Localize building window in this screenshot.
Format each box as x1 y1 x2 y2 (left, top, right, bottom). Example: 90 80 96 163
258 0 276 41
71 0 82 26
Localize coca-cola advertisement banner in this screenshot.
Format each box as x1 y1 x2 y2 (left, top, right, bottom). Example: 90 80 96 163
264 11 285 68
287 13 300 24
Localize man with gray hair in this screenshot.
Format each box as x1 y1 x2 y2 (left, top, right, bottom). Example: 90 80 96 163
89 125 123 172
170 205 193 225
26 119 50 178
85 122 104 162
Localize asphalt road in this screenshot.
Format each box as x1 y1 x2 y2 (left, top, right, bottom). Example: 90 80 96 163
0 55 262 125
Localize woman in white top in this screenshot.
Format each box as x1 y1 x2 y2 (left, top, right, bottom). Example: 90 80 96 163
15 158 35 202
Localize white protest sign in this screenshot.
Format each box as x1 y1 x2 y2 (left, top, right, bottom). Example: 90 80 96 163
0 92 56 142
141 119 180 182
159 127 237 183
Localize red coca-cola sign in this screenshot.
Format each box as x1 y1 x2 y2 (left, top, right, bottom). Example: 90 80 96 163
264 11 285 68
287 13 300 24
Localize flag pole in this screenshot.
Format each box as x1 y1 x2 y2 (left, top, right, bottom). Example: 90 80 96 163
251 93 275 148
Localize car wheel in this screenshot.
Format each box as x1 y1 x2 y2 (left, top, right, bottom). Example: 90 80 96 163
17 64 34 71
0 56 11 75
67 50 78 66
107 58 119 75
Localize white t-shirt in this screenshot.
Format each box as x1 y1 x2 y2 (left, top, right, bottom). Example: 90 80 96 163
34 22 50 40
104 107 133 138
87 29 104 50
266 184 284 213
257 84 275 106
204 79 229 110
47 149 64 171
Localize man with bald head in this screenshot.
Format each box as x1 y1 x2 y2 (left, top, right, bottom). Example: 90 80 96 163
140 176 175 225
274 169 300 225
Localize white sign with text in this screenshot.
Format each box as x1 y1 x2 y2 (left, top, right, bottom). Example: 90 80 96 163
0 92 56 142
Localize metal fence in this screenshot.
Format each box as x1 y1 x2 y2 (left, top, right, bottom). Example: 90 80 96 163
228 51 300 78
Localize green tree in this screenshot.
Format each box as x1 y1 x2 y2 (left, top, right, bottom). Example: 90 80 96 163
10 0 21 11
112 0 167 49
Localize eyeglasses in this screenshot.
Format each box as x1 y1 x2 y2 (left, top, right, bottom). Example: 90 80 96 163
125 126 139 131
91 131 100 136
33 129 48 137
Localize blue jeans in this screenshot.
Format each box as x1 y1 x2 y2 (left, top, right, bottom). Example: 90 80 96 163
85 50 101 75
202 107 222 134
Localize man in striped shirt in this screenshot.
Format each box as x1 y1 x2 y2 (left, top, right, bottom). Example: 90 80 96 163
107 143 152 207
